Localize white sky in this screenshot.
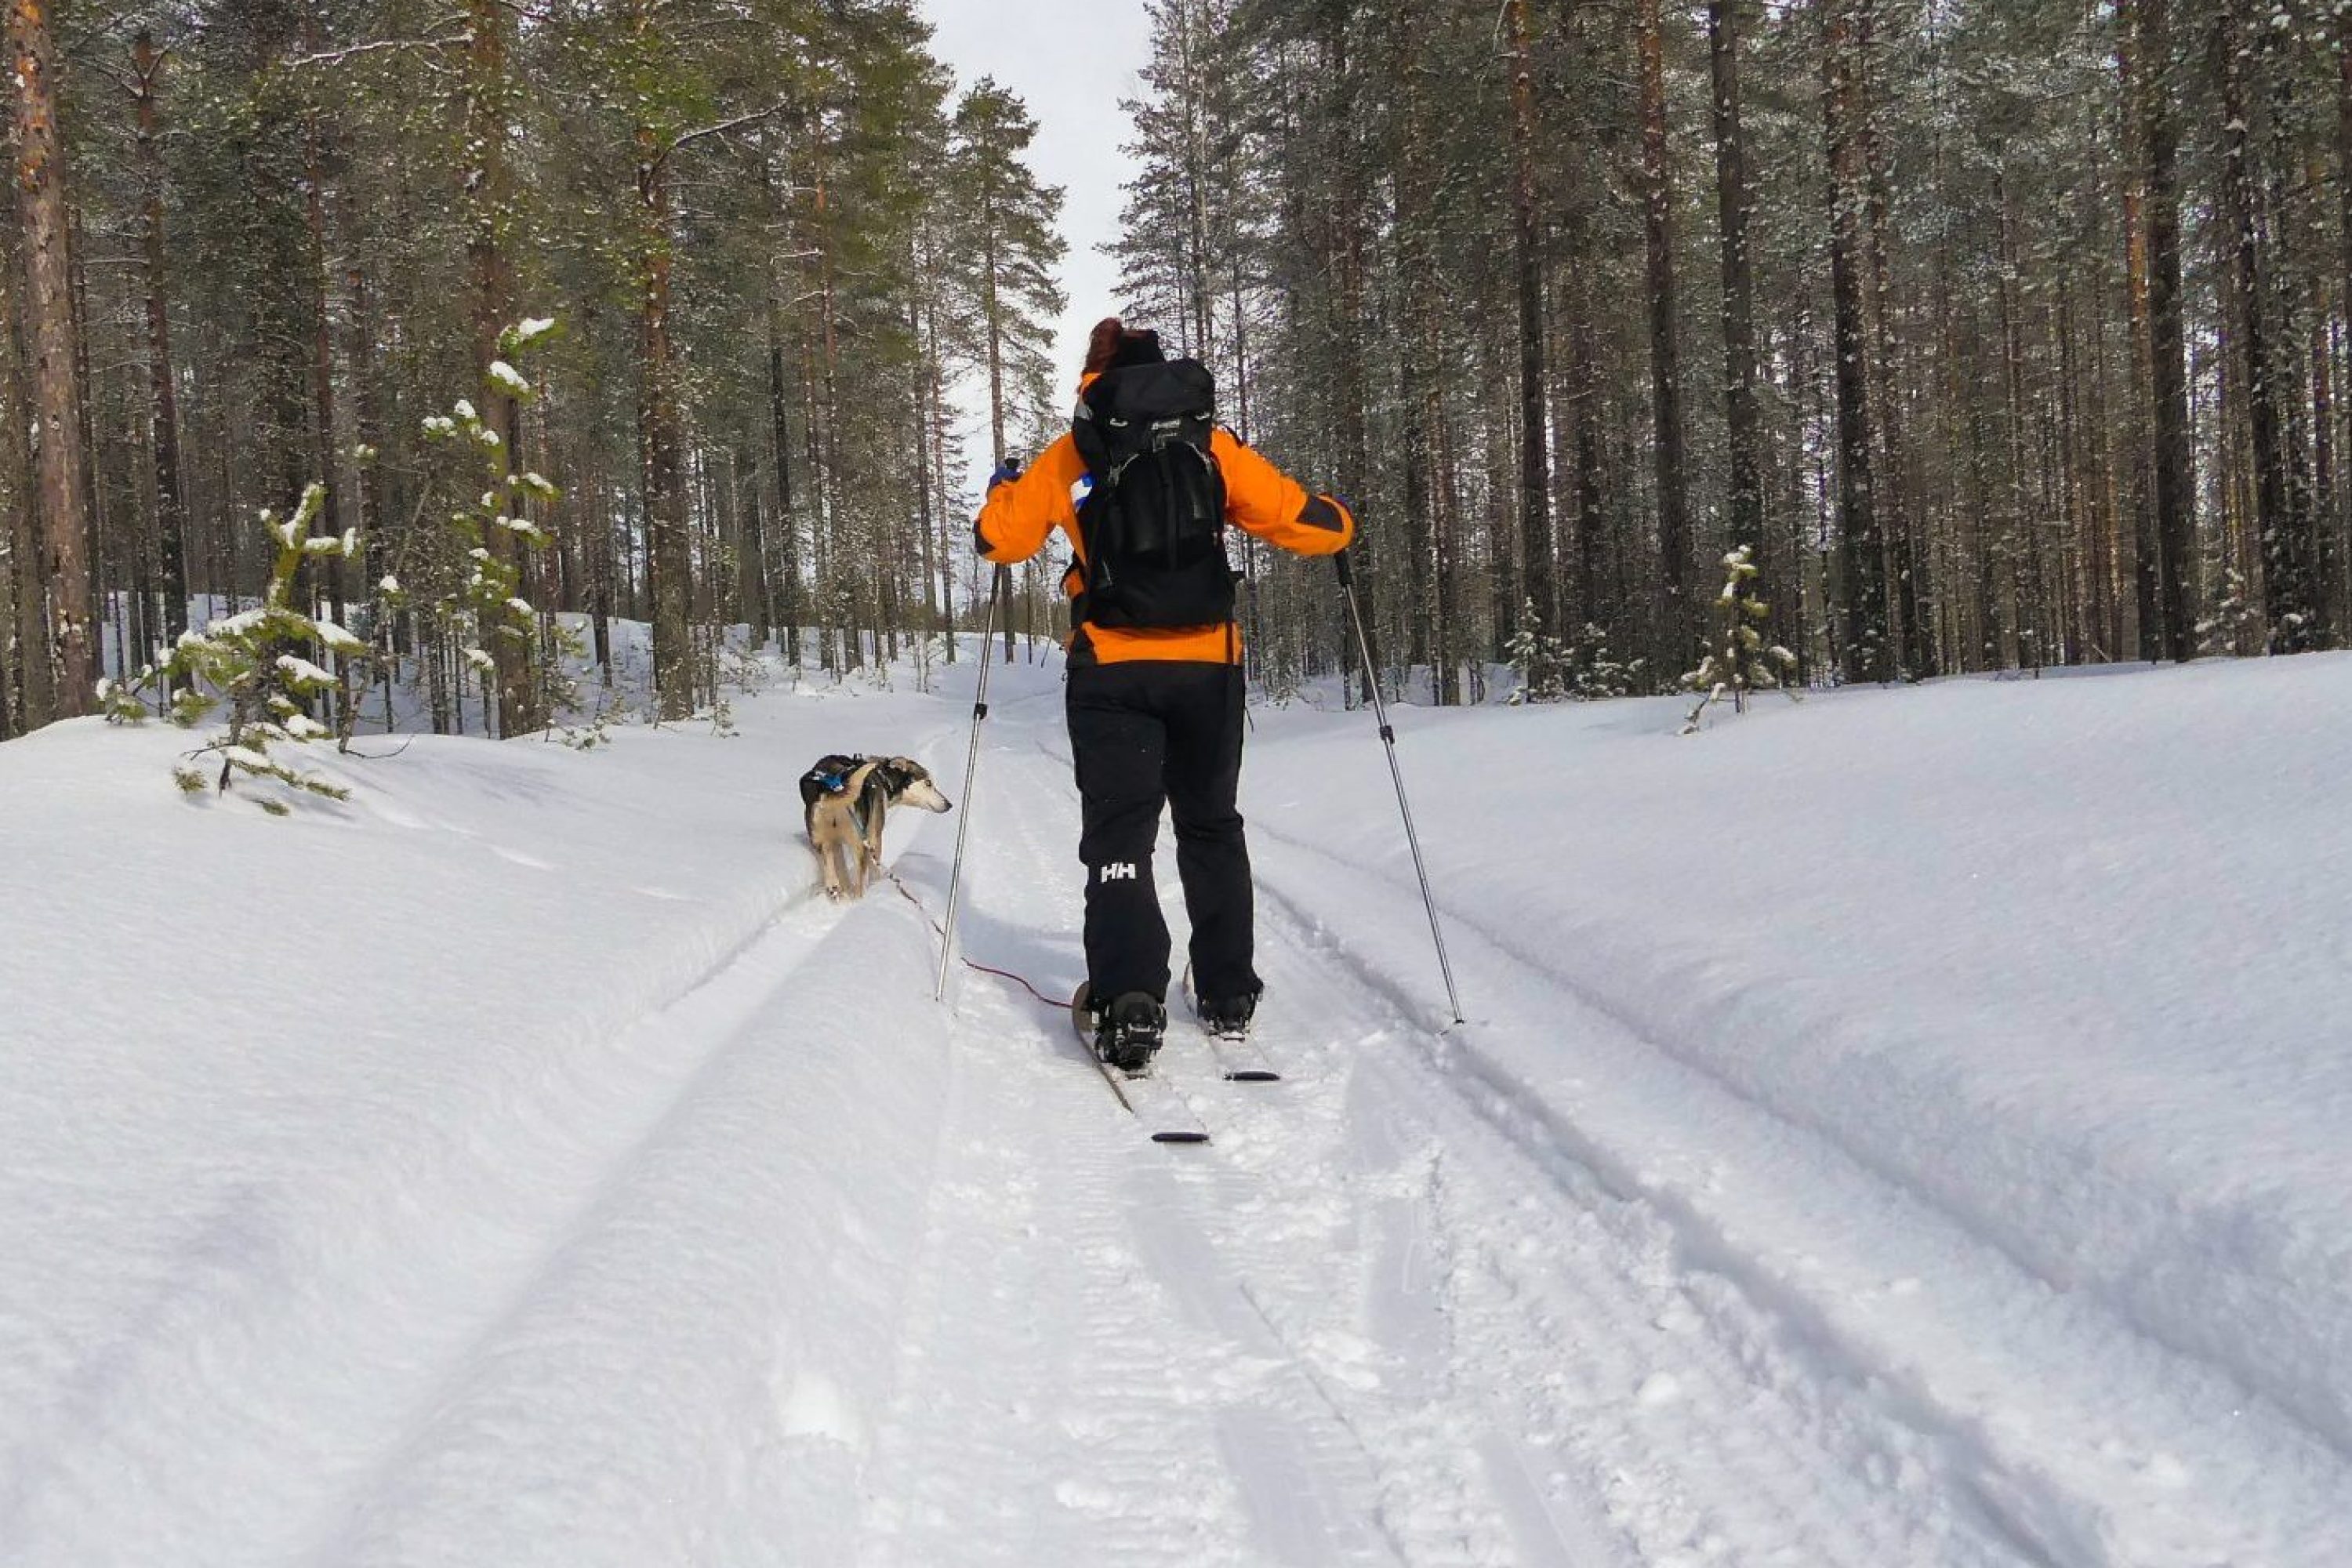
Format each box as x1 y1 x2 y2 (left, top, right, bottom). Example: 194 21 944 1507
916 0 1154 485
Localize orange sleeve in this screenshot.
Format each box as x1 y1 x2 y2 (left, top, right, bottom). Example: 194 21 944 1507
1211 427 1355 556
974 434 1087 564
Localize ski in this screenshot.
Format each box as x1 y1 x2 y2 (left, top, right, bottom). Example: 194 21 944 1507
1202 1033 1280 1083
1073 984 1209 1145
1181 965 1282 1083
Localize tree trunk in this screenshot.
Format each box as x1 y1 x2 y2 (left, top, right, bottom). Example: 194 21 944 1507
1568 278 1609 651
980 157 1007 470
1709 0 1764 573
343 253 383 603
67 200 100 675
638 104 691 718
2140 0 2198 660
1504 0 1555 637
1638 0 1690 665
763 135 802 666
1825 0 1890 681
10 0 93 719
740 448 771 646
1858 4 1929 678
1995 175 2034 665
2 222 50 728
2216 0 2307 653
810 144 859 670
921 261 955 661
907 284 937 655
1392 3 1440 699
470 0 536 732
2310 286 2336 633
1332 12 1379 703
2265 15 2324 646
586 468 613 680
2115 0 2162 659
133 30 190 686
2337 2 2352 632
1178 0 1214 360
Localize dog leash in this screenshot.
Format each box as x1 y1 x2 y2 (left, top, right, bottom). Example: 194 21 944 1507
890 872 1066 1012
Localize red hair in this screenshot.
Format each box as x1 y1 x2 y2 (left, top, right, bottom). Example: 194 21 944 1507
1083 317 1129 378
1083 317 1165 376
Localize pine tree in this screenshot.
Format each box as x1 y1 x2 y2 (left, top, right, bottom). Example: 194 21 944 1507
949 80 1066 472
1682 546 1797 731
160 484 361 810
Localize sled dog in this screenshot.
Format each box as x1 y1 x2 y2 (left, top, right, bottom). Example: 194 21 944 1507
799 754 953 900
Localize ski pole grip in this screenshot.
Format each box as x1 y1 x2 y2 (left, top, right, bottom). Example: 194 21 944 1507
1334 547 1354 589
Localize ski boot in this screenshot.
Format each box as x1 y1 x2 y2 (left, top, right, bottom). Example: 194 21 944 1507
1196 987 1261 1043
1093 991 1167 1075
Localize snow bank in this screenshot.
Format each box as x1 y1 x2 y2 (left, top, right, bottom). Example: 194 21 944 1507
9 637 2350 1564
1256 655 2352 1457
0 668 969 1565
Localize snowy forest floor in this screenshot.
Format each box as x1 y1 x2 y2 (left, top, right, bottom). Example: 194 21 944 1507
4 644 2350 1566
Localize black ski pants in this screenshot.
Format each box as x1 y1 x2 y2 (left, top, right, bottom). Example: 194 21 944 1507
1065 659 1259 1007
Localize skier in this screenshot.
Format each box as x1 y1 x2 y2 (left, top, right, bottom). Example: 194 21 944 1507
973 318 1355 1072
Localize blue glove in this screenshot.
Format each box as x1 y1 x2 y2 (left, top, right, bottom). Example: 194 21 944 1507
988 460 1021 492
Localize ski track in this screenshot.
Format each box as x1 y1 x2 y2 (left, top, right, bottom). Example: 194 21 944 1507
310 833 981 1567
0 869 840 1568
289 712 971 1564
264 688 2331 1567
856 714 2047 1565
858 729 1401 1568
1237 798 2352 1566
20 680 2337 1564
299 885 848 1559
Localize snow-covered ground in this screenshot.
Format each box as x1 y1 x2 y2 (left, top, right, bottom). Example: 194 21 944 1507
3 644 2348 1566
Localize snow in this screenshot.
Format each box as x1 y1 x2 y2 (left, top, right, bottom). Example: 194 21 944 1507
274 653 337 688
3 642 2350 1566
488 359 533 397
312 619 367 655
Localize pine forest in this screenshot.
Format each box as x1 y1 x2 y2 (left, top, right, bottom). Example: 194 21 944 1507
2 0 2349 740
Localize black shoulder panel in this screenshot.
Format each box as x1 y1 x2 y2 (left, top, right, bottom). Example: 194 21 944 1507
1299 493 1347 533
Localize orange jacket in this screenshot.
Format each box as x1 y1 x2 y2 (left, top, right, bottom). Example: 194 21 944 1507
974 417 1355 666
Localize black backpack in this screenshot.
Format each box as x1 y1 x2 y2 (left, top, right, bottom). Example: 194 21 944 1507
1070 358 1233 630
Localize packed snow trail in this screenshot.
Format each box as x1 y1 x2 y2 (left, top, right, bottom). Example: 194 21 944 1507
857 662 2352 1566
853 693 2040 1566
6 647 2352 1565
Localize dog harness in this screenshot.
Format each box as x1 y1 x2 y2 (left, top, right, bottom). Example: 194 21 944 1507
804 754 866 797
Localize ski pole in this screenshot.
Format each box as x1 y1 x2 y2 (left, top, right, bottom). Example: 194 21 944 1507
1335 548 1464 1024
936 565 1008 1002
